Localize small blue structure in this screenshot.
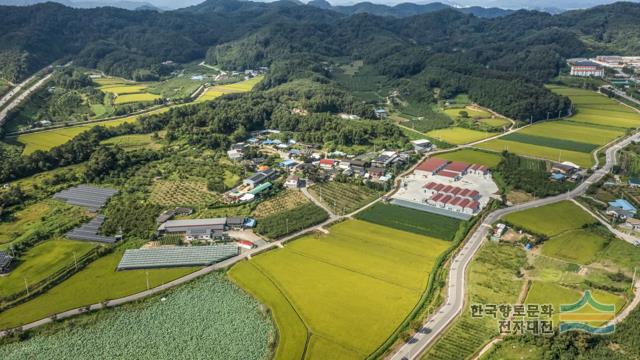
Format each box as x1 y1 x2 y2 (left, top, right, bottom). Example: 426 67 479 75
608 199 637 214
629 178 640 188
524 243 533 251
243 218 256 228
550 173 566 181
279 159 298 168
262 139 275 145
288 149 301 156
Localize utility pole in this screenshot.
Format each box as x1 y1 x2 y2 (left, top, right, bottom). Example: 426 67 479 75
286 218 289 235
145 271 150 290
73 251 78 271
24 278 29 296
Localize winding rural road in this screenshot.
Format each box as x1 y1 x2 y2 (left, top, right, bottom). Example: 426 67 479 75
389 130 640 360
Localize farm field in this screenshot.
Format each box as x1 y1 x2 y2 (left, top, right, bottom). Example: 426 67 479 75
0 200 88 250
480 118 510 127
436 149 503 168
229 220 452 359
356 203 462 241
197 75 263 102
426 127 494 145
113 93 161 105
100 133 162 151
308 182 381 214
443 107 491 119
253 190 310 219
0 239 96 298
542 229 610 265
524 282 625 325
476 139 594 168
0 274 274 360
516 121 624 146
0 246 199 330
476 87 636 167
16 107 169 155
149 179 220 207
503 201 595 237
423 243 527 360
255 202 328 239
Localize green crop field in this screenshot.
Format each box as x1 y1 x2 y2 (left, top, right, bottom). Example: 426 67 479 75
524 282 625 325
476 139 594 168
0 247 199 330
480 118 510 127
503 201 595 237
100 133 162 151
426 127 494 145
0 239 96 298
443 107 491 119
598 238 640 273
308 182 381 215
229 220 451 359
0 274 274 360
437 149 503 168
423 243 527 360
356 203 462 241
113 93 161 105
500 133 598 153
255 202 328 239
517 121 624 146
542 229 610 265
100 85 148 95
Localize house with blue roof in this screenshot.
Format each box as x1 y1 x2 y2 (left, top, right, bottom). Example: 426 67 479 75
607 199 637 219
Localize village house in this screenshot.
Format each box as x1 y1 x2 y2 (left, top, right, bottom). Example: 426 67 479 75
367 167 386 180
624 218 640 231
243 169 276 188
285 176 301 188
374 109 388 119
607 199 637 219
319 159 336 170
371 151 399 168
568 59 605 77
411 139 432 153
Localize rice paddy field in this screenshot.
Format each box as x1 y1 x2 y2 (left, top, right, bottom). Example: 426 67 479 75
96 78 161 105
0 246 199 330
426 127 494 145
356 203 463 241
0 239 96 298
197 75 263 102
436 149 503 168
228 219 452 359
475 86 639 167
0 274 275 360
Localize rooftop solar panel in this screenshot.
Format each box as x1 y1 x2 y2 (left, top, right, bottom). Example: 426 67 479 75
117 245 239 270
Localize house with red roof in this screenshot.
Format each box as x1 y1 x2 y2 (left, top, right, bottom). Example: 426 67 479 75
319 159 336 170
416 158 449 175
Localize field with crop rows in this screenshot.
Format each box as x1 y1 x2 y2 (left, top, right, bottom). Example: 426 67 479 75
0 274 274 360
424 243 526 360
356 203 462 240
437 149 502 168
517 121 624 145
500 133 598 153
113 93 161 105
149 179 220 207
255 202 328 239
197 76 264 102
253 190 310 219
426 127 494 144
480 118 510 127
97 78 161 105
542 229 610 265
230 220 451 359
308 182 381 214
0 246 198 330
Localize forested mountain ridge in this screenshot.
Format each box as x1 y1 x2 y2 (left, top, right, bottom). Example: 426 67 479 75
307 0 515 18
1 0 640 122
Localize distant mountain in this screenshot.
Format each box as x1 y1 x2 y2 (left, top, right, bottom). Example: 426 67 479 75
307 1 514 18
0 0 162 10
450 0 640 11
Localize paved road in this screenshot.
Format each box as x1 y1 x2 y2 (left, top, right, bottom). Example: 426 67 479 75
0 72 53 127
389 131 640 360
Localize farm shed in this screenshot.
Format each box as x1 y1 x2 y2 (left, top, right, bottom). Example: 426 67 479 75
416 158 448 175
66 215 119 244
117 245 239 270
158 218 227 234
249 182 272 195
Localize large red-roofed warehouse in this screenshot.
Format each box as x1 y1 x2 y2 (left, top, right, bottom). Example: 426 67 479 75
416 158 449 175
